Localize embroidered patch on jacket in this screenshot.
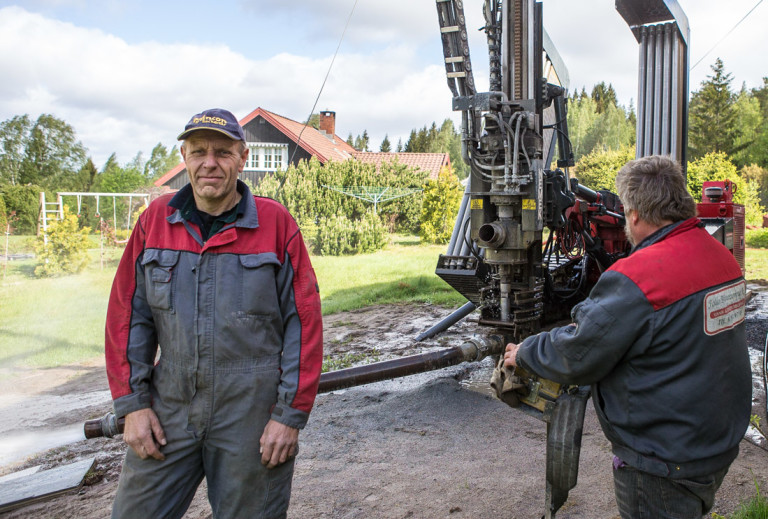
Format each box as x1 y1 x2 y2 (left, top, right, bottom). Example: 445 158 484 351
703 280 746 336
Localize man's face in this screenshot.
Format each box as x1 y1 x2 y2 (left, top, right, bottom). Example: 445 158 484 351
181 130 248 209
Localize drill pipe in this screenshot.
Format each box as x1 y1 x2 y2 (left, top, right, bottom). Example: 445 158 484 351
318 334 505 393
83 335 506 438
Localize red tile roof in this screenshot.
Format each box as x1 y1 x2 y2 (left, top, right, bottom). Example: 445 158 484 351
241 108 356 163
351 152 450 180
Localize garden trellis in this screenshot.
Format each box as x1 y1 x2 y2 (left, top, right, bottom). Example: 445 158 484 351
322 185 422 214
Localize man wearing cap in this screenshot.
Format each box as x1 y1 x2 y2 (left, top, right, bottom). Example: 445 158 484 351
105 108 323 518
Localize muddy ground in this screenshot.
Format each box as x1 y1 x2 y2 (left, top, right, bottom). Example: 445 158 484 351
1 300 768 518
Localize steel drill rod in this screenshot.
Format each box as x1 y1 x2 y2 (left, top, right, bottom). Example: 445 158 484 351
318 336 504 393
84 336 505 438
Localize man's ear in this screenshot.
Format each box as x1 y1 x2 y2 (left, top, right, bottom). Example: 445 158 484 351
238 145 249 172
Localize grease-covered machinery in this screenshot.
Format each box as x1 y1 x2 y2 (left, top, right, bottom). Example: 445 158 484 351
433 1 691 516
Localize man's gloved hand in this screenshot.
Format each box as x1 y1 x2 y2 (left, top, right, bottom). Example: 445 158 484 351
490 355 525 408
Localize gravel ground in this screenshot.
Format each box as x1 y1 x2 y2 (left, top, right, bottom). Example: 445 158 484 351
1 295 767 518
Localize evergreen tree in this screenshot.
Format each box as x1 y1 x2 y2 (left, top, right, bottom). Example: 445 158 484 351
590 82 618 114
752 77 768 120
380 134 391 152
396 138 403 153
688 58 737 159
305 113 320 129
402 119 467 178
73 158 98 192
353 131 370 152
346 133 355 147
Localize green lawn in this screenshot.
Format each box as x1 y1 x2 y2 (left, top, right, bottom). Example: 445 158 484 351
0 235 462 372
2 233 767 373
746 247 768 282
313 234 463 314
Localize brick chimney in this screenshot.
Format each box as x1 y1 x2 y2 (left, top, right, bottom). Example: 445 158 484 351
319 111 336 139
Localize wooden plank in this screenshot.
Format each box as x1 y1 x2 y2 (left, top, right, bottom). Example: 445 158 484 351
0 458 95 513
0 466 42 484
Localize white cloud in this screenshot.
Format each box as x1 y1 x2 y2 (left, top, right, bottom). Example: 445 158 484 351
0 5 458 166
0 1 765 170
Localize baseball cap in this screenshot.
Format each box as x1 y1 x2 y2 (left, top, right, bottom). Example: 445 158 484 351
177 108 246 141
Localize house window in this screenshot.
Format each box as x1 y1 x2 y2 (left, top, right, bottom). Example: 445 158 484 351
246 146 260 169
244 143 288 172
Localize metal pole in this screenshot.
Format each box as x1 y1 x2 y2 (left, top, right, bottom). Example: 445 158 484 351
415 301 477 342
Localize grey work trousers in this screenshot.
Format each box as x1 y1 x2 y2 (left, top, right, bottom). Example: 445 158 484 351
111 435 294 519
613 462 728 519
111 358 294 519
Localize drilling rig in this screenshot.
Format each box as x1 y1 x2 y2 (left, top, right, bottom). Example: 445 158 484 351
86 1 748 517
431 0 693 516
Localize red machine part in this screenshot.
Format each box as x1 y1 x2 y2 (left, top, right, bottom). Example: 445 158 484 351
697 180 745 274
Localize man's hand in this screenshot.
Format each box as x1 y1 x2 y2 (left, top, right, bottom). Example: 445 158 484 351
260 419 299 469
123 408 167 461
503 342 520 368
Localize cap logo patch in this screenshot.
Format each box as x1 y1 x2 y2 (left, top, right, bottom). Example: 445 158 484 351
192 115 228 127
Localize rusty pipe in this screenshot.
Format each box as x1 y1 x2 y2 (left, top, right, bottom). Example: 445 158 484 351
84 412 125 439
84 335 506 438
318 334 506 393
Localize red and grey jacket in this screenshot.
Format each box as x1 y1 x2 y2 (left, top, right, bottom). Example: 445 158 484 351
517 217 751 478
105 181 323 429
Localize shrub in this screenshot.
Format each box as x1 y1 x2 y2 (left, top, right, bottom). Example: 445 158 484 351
572 145 635 191
314 211 388 256
1 184 42 234
34 207 91 277
747 228 768 249
420 166 462 244
251 157 427 238
688 152 766 226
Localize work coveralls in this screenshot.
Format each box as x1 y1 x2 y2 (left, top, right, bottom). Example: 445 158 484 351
516 217 751 516
105 181 323 519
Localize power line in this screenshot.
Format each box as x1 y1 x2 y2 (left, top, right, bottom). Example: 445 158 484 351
279 0 360 191
691 0 765 70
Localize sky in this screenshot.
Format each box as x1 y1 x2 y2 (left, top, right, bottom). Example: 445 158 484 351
0 0 765 170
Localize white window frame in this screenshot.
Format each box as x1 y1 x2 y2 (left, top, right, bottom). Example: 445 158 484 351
244 143 288 172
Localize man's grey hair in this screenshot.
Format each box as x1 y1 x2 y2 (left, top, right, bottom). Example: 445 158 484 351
615 155 696 225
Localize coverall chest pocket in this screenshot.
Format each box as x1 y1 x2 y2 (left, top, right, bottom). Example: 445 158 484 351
238 254 281 316
141 249 180 312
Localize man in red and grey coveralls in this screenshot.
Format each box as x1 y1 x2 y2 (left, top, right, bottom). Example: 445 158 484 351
105 108 323 519
504 155 751 518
